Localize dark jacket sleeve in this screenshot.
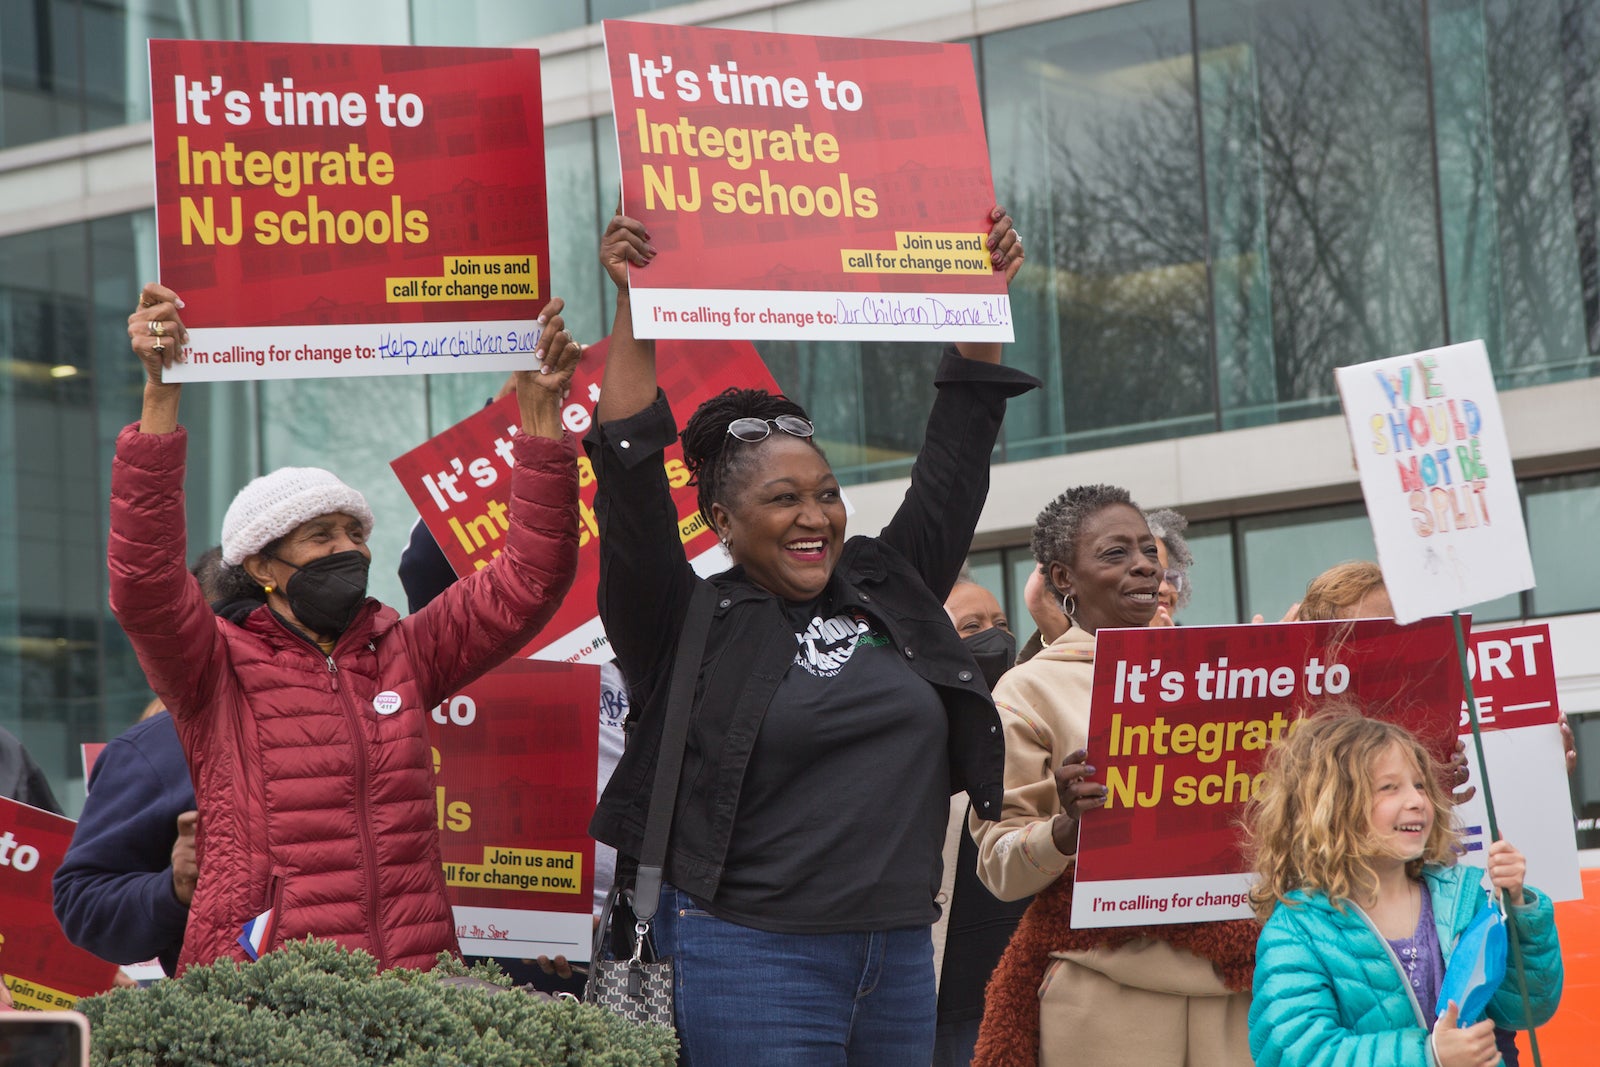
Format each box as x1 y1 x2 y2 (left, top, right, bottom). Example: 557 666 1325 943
398 432 580 710
52 714 194 975
584 391 696 710
398 518 458 613
877 349 1039 602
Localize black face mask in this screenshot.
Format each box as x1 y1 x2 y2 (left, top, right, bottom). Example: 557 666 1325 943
275 550 371 635
963 626 1017 691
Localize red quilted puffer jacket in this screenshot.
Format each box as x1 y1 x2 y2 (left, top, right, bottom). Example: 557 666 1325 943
108 423 578 973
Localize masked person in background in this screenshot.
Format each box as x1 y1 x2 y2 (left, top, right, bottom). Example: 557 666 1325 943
932 578 1031 1067
108 283 584 973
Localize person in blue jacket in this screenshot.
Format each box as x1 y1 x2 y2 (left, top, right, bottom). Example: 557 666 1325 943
1244 706 1562 1067
52 709 196 977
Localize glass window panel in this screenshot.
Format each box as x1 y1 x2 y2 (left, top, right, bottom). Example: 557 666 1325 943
1432 0 1600 387
589 1 689 20
1527 471 1600 616
1179 518 1237 625
1007 547 1039 634
1572 711 1600 851
982 2 1215 462
1237 502 1377 624
1198 0 1445 429
243 0 412 45
410 0 585 46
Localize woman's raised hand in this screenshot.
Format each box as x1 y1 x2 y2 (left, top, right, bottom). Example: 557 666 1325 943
514 297 585 440
128 283 190 384
1050 747 1108 855
601 212 655 292
986 205 1024 287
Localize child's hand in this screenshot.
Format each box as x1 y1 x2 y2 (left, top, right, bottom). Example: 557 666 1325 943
1485 838 1527 905
1432 1001 1499 1067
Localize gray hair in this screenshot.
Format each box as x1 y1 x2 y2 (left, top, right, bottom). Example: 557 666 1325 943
1030 484 1139 599
1145 508 1194 608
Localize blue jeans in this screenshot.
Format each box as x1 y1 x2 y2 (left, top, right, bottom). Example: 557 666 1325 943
651 885 936 1066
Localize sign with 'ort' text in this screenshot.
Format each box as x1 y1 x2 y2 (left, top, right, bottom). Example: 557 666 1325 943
389 337 776 664
149 39 550 382
604 21 1012 343
1454 624 1581 902
1071 618 1461 928
1335 340 1535 624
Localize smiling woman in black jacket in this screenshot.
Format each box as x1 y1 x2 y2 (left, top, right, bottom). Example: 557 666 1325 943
587 208 1035 1065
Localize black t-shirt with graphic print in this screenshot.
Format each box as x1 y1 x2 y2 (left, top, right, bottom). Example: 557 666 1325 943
699 594 951 933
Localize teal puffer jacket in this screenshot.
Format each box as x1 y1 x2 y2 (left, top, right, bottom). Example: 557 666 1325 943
1249 863 1562 1067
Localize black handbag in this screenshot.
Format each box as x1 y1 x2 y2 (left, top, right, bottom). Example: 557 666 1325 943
585 581 714 1032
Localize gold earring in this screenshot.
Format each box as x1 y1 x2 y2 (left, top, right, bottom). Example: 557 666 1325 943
263 584 274 595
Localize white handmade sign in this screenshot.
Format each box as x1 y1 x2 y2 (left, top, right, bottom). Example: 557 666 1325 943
1335 340 1534 624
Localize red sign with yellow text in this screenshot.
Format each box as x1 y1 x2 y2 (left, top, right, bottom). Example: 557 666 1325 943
149 40 549 382
604 21 1012 343
390 338 778 664
1 797 121 1009
429 660 600 959
1071 617 1461 927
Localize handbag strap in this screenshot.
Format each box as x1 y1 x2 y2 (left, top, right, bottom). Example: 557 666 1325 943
631 580 716 926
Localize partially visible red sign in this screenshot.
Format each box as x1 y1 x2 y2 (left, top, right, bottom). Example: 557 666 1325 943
79 744 106 787
149 40 550 381
429 659 600 959
390 337 779 664
1071 617 1462 927
1465 623 1560 731
0 797 121 1008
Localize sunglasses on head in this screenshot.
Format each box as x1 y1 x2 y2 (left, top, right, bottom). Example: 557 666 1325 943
726 415 816 442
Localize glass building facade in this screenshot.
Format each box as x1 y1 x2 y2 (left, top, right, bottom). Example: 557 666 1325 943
3 0 1599 829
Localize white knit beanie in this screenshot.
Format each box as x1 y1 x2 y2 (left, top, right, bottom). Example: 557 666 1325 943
220 467 375 565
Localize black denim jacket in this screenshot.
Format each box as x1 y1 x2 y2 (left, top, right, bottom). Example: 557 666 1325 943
585 348 1039 904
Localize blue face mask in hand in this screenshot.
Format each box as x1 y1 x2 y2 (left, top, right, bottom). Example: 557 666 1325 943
962 626 1017 691
1437 892 1507 1025
274 550 371 635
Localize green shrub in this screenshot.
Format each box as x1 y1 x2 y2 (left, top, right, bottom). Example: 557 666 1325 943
75 938 677 1066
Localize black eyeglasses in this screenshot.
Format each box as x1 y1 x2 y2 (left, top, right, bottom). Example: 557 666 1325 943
726 415 815 442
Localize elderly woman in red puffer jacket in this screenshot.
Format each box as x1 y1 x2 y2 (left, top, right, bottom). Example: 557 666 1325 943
109 282 583 973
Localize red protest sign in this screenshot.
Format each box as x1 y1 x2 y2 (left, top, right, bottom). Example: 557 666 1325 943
149 40 549 382
0 797 122 1008
1071 617 1461 928
604 21 1011 343
390 337 779 664
428 659 600 959
1464 623 1560 731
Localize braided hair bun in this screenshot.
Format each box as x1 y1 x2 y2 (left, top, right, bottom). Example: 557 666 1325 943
680 387 819 524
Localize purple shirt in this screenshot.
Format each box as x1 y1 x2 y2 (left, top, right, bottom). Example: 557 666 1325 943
1387 885 1444 1028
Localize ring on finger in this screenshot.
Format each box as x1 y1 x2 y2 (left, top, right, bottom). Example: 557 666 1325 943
153 339 165 353
149 320 166 337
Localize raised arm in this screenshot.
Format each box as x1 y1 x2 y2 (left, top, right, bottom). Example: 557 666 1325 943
878 206 1036 598
587 211 695 695
109 285 228 720
129 282 189 434
952 205 1023 365
402 299 584 706
596 212 658 422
